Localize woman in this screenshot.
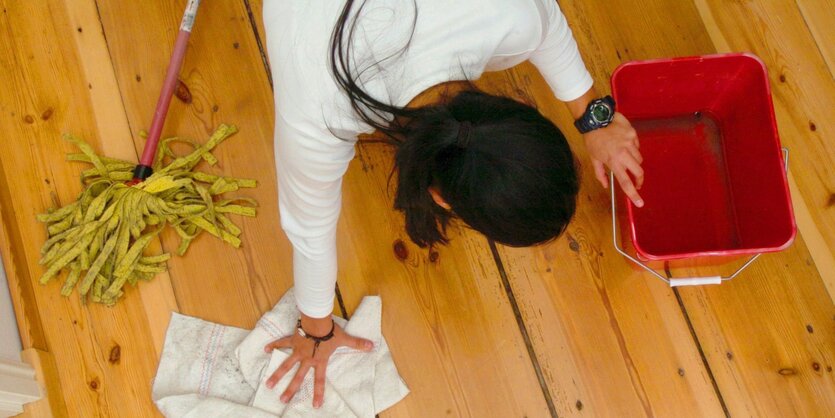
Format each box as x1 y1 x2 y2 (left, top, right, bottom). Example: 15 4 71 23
261 0 644 408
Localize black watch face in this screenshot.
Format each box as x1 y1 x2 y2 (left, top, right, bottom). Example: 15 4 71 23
591 102 612 122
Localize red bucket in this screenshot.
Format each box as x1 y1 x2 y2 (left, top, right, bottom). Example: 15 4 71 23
609 53 796 286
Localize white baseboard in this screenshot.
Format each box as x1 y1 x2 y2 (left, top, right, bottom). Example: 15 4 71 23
0 358 41 417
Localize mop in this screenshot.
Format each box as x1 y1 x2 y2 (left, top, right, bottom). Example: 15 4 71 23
36 0 257 305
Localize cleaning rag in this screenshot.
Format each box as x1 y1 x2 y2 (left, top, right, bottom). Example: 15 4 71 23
151 288 409 417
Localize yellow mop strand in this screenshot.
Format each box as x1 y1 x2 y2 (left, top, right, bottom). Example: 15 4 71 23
37 124 257 305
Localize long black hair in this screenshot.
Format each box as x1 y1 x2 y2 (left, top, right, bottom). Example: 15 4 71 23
330 0 579 247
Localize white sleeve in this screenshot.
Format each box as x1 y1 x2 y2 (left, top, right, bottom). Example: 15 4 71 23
529 0 594 102
273 113 355 319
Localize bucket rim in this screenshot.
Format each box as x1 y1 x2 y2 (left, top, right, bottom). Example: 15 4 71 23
610 52 768 84
624 208 798 261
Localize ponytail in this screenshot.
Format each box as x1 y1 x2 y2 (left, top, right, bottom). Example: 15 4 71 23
329 1 579 248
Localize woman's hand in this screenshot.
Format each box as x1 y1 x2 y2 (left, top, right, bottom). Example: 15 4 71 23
263 313 375 409
583 112 645 207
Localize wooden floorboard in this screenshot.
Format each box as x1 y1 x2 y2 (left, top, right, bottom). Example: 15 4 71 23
489 69 726 416
0 1 170 416
795 0 835 78
486 1 727 416
2 0 834 417
94 0 293 328
337 143 553 417
674 238 835 417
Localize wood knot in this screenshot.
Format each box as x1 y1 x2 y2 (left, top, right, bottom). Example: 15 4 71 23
726 352 733 360
779 74 786 83
89 377 100 390
135 74 141 82
812 362 821 372
175 79 193 104
41 107 54 121
575 400 583 411
109 344 121 365
568 237 580 253
23 114 34 124
233 42 240 49
393 239 408 261
678 368 685 377
778 368 797 376
809 121 817 132
428 250 439 263
806 324 814 333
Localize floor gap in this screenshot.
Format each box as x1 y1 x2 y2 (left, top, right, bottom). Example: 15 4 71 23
666 263 731 418
489 240 559 418
242 0 273 88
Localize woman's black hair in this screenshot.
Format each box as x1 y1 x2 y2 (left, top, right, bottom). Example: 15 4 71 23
330 0 580 247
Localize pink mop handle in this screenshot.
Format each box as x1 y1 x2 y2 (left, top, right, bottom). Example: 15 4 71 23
133 0 201 180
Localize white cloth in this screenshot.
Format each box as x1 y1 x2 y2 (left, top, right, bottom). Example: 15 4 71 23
263 0 594 318
152 289 409 417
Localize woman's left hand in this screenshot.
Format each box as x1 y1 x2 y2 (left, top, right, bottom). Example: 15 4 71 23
583 112 645 207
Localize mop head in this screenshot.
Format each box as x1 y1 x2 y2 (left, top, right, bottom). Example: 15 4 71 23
37 124 257 305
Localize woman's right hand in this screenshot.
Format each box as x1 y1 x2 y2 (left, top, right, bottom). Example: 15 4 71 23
263 313 375 409
583 112 645 207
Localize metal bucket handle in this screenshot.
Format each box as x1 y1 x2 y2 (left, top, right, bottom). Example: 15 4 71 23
609 147 789 287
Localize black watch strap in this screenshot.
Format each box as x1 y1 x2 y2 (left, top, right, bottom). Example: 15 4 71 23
574 115 595 133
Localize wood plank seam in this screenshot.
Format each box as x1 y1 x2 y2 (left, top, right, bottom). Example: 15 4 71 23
334 283 349 319
90 0 137 143
489 240 559 418
793 0 835 81
666 264 730 418
242 0 273 88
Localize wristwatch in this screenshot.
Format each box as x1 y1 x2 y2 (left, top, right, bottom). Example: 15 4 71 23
574 96 616 134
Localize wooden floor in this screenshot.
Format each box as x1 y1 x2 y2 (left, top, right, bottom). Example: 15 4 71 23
1 0 834 417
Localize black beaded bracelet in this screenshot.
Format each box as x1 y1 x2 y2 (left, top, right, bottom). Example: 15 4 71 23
296 318 335 358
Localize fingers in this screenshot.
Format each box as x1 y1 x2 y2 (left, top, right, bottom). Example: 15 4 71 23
344 336 374 352
622 154 645 190
265 355 299 390
281 361 312 403
614 168 644 207
627 145 643 165
313 363 327 409
593 160 609 189
264 336 293 353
